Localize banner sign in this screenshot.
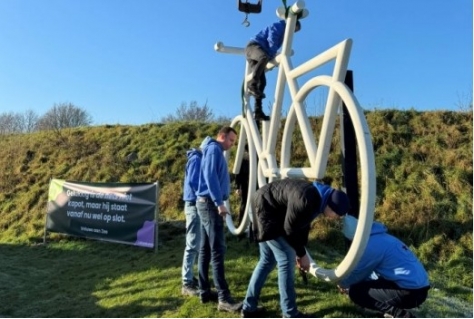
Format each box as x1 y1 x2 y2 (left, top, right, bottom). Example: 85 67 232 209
46 179 158 249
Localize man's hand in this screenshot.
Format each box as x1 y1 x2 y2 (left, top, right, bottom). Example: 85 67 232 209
296 254 310 272
337 285 349 295
217 204 228 218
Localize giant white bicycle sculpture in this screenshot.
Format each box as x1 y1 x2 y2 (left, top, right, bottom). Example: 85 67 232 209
215 1 376 282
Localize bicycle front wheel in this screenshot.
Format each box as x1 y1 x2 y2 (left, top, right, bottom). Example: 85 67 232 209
282 75 376 282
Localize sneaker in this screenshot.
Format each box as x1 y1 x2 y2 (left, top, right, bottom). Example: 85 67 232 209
254 109 270 121
200 290 218 303
241 306 266 318
217 297 243 312
181 284 199 296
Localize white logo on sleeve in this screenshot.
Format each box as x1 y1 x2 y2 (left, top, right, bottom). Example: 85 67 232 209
394 268 410 275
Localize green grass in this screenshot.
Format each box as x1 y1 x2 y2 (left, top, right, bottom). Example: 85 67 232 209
0 223 471 318
0 110 472 317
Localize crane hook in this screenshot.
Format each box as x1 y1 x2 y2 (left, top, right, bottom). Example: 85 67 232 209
242 13 250 27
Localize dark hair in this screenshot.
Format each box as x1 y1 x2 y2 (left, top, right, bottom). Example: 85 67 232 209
218 126 237 136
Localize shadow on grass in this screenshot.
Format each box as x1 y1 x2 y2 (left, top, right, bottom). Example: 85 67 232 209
0 221 194 317
1 220 470 318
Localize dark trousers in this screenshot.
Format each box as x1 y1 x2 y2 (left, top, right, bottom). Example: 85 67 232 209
245 42 268 105
348 278 429 317
196 200 231 302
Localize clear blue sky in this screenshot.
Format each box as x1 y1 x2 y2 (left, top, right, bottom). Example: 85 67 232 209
0 0 472 125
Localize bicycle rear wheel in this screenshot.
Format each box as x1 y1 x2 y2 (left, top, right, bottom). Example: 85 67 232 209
224 114 258 235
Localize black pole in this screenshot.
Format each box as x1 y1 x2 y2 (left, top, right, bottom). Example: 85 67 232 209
341 70 360 218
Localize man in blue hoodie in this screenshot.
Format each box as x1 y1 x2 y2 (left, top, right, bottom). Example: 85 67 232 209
338 215 430 318
181 137 211 296
241 179 350 318
245 19 301 121
196 126 241 313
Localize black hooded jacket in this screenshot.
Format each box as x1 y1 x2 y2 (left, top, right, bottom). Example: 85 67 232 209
252 179 324 257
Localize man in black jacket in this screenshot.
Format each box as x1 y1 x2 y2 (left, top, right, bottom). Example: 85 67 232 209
241 179 350 318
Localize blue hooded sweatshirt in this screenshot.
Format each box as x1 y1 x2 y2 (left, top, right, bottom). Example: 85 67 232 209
196 137 230 207
250 20 286 60
182 137 211 202
182 148 202 202
339 216 430 289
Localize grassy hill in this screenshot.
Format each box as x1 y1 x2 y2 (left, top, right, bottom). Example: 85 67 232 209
0 109 471 317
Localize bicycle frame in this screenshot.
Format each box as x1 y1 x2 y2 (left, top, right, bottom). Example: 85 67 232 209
216 3 353 182
215 0 376 283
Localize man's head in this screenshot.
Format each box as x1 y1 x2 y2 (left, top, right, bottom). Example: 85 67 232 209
216 126 237 151
323 189 351 219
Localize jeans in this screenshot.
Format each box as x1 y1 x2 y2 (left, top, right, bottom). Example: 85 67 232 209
348 278 429 317
181 201 201 286
243 236 299 317
196 200 231 301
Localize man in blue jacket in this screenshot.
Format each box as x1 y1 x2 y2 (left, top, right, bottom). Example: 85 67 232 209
181 137 210 296
338 215 430 318
196 126 241 313
241 179 350 318
245 19 301 121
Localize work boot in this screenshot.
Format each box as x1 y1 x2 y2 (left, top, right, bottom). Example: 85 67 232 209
254 109 270 121
254 103 269 121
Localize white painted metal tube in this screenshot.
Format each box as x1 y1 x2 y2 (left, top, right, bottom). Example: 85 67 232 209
292 77 375 282
290 1 305 14
225 115 257 235
218 1 376 285
214 41 286 69
214 42 245 55
288 39 352 80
